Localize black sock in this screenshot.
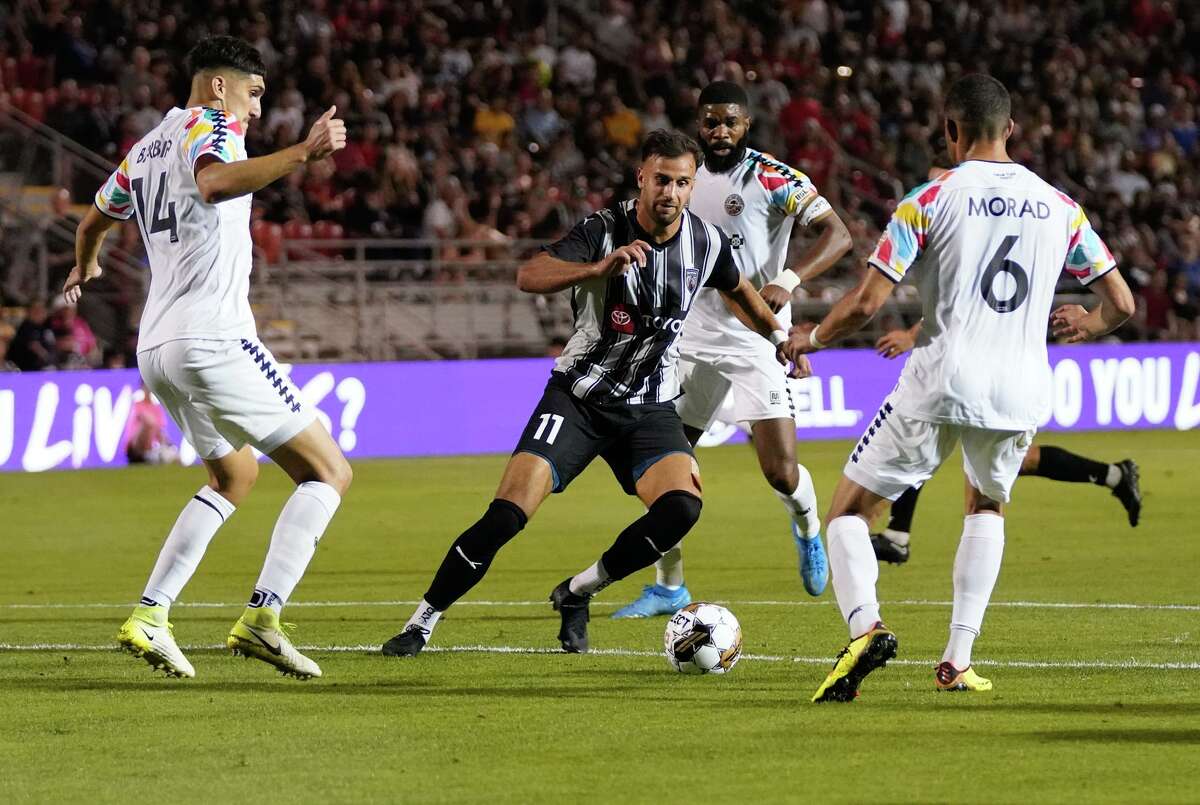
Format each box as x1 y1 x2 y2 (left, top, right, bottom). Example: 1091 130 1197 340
424 499 527 611
599 491 703 582
1033 446 1110 486
887 486 922 533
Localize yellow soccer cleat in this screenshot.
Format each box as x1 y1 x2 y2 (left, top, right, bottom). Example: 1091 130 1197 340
117 605 195 678
935 661 993 692
227 607 322 679
812 624 898 703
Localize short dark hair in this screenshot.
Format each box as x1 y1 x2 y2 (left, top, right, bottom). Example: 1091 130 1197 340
640 129 704 166
944 73 1011 141
186 36 267 78
698 81 749 109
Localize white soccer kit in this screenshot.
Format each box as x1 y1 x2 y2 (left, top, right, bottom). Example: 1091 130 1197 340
847 160 1117 501
675 148 832 428
96 106 314 459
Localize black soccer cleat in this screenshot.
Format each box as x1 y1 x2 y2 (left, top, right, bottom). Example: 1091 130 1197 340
381 625 428 657
1111 459 1141 527
870 533 910 565
549 578 591 654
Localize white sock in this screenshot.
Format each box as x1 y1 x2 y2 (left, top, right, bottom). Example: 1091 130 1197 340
1105 464 1122 488
882 528 910 547
569 559 612 597
827 515 881 638
942 513 1005 669
141 486 235 607
775 464 822 538
654 546 684 589
404 598 442 639
251 481 342 612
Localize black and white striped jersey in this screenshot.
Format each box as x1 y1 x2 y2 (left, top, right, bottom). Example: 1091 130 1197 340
544 199 740 404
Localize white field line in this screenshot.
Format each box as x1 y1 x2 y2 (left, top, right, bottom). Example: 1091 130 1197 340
0 642 1196 671
2 598 1198 611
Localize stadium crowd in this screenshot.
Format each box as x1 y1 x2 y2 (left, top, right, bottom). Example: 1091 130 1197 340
2 0 1200 369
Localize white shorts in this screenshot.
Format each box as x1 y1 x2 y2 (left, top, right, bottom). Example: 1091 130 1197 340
843 399 1035 504
137 338 316 461
675 349 793 429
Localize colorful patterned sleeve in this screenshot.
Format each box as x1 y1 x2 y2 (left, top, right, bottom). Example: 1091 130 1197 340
1064 204 1117 285
755 155 831 227
94 158 134 220
183 107 246 169
867 177 946 283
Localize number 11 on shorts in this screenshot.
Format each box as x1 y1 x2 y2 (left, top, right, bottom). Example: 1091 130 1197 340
533 413 564 444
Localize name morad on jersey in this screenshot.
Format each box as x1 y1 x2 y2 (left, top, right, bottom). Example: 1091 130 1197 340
870 160 1117 431
544 199 741 404
94 106 254 352
682 148 832 355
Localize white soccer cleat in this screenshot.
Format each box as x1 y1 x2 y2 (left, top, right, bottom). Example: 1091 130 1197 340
117 606 196 678
227 607 322 679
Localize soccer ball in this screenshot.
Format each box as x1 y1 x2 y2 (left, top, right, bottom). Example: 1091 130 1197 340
663 602 742 674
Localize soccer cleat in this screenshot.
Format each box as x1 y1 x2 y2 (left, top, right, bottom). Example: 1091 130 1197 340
870 530 911 565
811 624 898 703
1111 459 1141 527
227 607 322 679
117 605 195 678
935 661 992 692
381 624 428 657
794 524 829 596
610 584 692 619
549 578 591 653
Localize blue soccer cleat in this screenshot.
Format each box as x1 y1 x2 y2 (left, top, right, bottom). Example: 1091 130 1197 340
610 584 692 619
795 523 829 596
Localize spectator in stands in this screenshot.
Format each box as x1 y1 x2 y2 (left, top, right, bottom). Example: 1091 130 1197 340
1139 269 1174 340
6 300 56 371
50 300 99 368
45 80 108 154
125 383 178 465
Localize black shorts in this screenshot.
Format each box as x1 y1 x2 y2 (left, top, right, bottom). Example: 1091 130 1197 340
513 376 694 495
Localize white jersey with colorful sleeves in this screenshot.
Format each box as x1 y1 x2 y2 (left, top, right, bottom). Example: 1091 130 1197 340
679 148 832 355
869 160 1116 430
95 106 253 351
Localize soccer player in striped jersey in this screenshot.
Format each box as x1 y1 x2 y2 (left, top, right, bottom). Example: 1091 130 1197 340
382 130 810 657
871 319 1141 564
67 36 351 679
789 74 1135 701
613 81 853 619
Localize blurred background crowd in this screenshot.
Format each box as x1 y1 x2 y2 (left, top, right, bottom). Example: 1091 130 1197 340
2 0 1199 370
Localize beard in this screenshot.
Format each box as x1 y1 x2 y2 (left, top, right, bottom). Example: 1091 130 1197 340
700 139 747 173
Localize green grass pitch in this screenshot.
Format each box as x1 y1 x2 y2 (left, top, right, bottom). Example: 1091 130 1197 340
1 430 1197 803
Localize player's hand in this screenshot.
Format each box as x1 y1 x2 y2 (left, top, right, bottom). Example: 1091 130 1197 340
787 322 820 355
760 283 792 313
778 343 813 378
304 106 347 162
595 240 650 277
875 328 916 359
1050 304 1092 342
63 262 102 304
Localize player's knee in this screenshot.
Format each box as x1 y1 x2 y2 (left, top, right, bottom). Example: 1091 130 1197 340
460 499 528 557
210 460 258 505
324 455 353 496
762 460 798 494
648 490 703 549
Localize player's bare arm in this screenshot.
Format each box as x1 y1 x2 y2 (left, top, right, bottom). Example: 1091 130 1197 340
875 319 924 359
789 266 897 354
516 241 651 294
719 275 812 377
1050 270 1136 342
761 210 854 312
194 106 346 203
64 205 120 303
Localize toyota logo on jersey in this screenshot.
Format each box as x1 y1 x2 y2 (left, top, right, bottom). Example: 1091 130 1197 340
609 304 635 334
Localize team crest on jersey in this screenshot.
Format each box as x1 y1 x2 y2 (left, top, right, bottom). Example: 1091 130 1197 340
730 233 745 249
724 193 745 216
685 267 700 292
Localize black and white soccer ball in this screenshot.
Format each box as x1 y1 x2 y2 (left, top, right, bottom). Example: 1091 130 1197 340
664 602 742 675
